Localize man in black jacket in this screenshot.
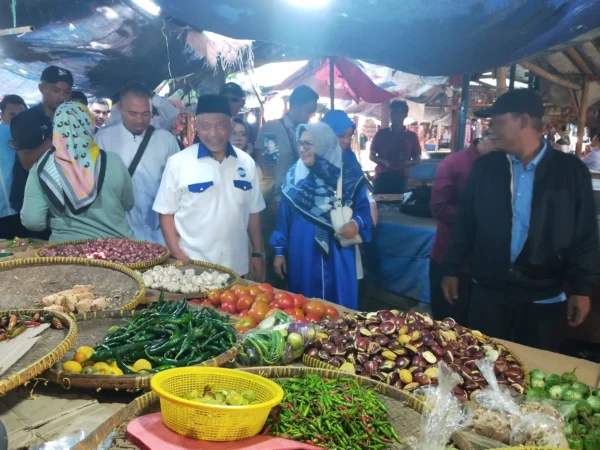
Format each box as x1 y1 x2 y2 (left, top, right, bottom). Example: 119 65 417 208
442 89 599 351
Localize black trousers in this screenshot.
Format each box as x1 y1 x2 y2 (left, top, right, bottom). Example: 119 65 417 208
372 173 406 194
429 259 471 325
468 283 564 352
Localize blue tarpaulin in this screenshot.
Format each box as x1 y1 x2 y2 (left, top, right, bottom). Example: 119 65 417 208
155 0 600 76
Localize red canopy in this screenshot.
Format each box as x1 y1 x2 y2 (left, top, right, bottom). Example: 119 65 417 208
273 57 396 104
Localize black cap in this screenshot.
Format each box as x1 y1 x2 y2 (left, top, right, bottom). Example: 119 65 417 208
40 65 74 86
10 107 52 150
195 94 231 116
219 82 245 99
474 89 544 119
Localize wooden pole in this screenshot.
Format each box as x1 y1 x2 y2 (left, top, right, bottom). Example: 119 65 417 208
576 78 590 157
566 48 594 75
380 101 390 129
497 67 508 95
329 57 335 110
509 65 517 90
568 89 580 116
521 62 581 90
457 74 470 151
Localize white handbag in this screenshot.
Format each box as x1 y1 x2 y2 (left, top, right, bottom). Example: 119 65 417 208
330 164 363 248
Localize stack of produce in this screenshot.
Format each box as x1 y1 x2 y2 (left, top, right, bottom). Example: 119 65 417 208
40 284 109 314
140 266 231 294
180 385 263 406
39 238 166 265
61 299 237 375
264 374 402 449
527 368 600 449
200 283 338 333
305 310 525 399
0 312 60 341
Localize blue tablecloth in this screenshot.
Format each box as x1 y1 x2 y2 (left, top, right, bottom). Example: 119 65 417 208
370 207 437 303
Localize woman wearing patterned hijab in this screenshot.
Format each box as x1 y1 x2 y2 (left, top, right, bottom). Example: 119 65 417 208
21 102 135 242
270 122 372 309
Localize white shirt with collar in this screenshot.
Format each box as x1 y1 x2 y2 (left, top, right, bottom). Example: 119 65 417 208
153 142 266 275
95 122 180 244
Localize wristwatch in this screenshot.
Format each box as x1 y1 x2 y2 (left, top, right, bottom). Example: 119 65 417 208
251 252 265 259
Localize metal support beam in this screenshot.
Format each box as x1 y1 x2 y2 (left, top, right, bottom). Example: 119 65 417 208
509 65 517 90
457 74 470 151
576 78 591 157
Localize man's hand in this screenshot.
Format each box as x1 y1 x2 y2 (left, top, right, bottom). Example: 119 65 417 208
274 255 287 280
248 256 264 282
567 295 591 327
442 276 459 304
336 221 359 240
172 251 190 265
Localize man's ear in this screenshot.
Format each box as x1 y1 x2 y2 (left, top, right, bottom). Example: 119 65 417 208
38 83 44 95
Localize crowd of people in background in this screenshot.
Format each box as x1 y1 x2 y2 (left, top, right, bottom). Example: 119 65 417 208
1 64 600 329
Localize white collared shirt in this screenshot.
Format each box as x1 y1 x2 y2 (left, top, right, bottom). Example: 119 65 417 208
96 123 180 244
153 143 265 275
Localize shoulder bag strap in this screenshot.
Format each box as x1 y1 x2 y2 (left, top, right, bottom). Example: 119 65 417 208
128 125 155 177
335 164 344 207
279 118 299 159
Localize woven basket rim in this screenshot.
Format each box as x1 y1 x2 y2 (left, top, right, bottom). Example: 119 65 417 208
71 365 424 450
0 257 146 312
0 308 77 395
35 238 170 269
43 310 242 391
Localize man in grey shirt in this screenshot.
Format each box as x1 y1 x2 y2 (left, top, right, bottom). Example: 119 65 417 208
255 85 318 283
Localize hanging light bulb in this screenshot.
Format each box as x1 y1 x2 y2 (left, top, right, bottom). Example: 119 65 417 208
247 112 257 124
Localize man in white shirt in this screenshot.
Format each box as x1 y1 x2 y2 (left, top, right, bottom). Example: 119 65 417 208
154 95 266 279
96 82 179 243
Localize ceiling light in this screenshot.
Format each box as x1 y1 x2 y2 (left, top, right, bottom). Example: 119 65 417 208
246 112 257 124
287 0 330 8
132 0 161 16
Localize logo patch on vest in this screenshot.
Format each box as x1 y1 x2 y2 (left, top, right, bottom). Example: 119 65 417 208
237 167 247 178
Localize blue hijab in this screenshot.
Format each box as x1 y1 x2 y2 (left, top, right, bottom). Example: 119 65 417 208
282 121 365 254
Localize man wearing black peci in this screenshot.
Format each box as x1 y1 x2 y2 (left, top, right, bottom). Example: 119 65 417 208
442 89 600 351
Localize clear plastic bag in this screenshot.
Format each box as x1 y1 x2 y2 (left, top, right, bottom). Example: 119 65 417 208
418 362 471 450
510 413 569 448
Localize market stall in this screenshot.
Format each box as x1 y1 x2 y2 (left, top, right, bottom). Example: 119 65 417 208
0 237 599 450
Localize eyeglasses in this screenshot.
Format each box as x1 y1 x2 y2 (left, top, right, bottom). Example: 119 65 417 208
297 140 314 148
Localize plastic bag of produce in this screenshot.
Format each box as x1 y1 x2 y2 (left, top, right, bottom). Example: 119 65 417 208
238 316 318 366
510 413 569 448
418 362 471 450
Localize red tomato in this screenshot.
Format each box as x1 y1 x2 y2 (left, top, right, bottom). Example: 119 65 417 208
235 326 251 334
248 285 263 297
274 291 288 301
259 283 274 293
232 285 249 296
304 312 322 323
221 290 238 304
237 317 256 329
207 290 222 306
293 294 308 309
279 294 294 310
303 301 327 318
221 301 237 315
324 305 339 318
293 308 305 317
236 295 254 312
249 303 269 323
239 310 249 318
282 308 296 316
254 294 271 306
198 301 215 308
266 308 281 317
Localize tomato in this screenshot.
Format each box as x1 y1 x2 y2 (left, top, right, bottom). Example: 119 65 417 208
221 301 237 315
293 294 308 309
248 285 263 297
259 283 274 293
221 290 238 304
304 312 323 323
232 285 249 296
239 310 249 318
283 308 296 316
248 303 269 323
279 294 294 310
198 301 215 308
237 317 256 329
274 291 288 302
235 326 251 334
236 295 254 312
303 301 327 318
266 308 281 317
293 308 305 317
324 305 339 318
254 294 271 306
207 290 222 306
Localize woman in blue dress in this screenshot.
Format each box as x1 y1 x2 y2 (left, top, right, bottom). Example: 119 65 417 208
270 122 372 310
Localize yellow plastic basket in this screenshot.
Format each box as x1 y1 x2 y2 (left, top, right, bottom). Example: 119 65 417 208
150 367 284 441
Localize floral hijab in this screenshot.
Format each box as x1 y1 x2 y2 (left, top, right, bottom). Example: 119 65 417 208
38 102 106 214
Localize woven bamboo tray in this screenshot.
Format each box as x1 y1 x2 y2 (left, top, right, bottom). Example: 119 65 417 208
142 260 241 300
0 308 77 395
43 310 242 391
0 257 146 311
71 365 424 450
303 335 530 390
36 238 170 270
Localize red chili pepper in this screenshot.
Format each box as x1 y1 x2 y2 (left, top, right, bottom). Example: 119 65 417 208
261 424 271 435
284 402 293 409
51 317 63 329
339 406 348 411
364 414 373 421
24 321 41 327
343 395 353 402
33 313 41 322
315 435 327 443
8 314 17 331
382 437 393 443
361 415 368 427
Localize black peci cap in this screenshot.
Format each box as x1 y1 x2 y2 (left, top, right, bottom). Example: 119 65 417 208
10 108 52 150
219 82 245 99
474 89 544 119
195 94 232 116
40 65 74 87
